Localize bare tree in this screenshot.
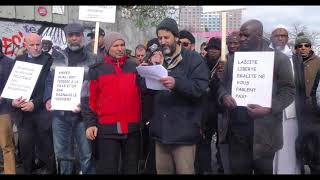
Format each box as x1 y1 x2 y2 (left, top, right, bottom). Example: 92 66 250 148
120 6 177 28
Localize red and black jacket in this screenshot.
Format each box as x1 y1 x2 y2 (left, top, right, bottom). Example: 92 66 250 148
82 54 142 136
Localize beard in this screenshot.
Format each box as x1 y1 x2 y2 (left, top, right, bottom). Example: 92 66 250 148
67 39 85 51
162 43 176 57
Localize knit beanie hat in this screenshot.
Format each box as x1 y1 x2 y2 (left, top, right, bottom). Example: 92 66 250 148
295 32 312 47
205 37 221 51
156 18 179 37
179 30 195 44
104 32 125 53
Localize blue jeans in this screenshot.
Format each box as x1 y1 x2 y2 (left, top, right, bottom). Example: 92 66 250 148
52 113 95 174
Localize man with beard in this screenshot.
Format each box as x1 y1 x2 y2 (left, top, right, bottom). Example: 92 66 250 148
150 18 209 174
217 19 295 174
41 36 65 62
270 25 305 174
43 23 96 174
10 33 55 174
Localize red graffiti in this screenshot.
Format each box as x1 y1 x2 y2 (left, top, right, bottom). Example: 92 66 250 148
2 31 25 58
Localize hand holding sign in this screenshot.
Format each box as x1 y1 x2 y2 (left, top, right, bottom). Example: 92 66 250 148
21 101 34 112
247 104 271 119
12 96 26 108
222 95 237 109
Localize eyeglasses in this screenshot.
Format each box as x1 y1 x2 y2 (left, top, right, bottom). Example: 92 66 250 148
182 42 191 47
298 44 311 48
136 55 145 58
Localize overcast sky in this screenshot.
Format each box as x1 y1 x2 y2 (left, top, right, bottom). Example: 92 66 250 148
203 6 320 33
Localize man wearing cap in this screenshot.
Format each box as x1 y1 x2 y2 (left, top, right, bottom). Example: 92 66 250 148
0 39 16 174
83 32 143 174
10 33 55 174
43 23 96 174
179 30 195 51
149 18 209 174
85 27 106 62
195 37 224 174
217 19 295 174
296 32 320 172
270 25 305 174
41 36 65 62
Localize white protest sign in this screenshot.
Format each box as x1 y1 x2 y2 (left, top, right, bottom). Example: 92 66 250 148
231 51 275 108
1 61 42 101
79 6 116 23
51 67 84 111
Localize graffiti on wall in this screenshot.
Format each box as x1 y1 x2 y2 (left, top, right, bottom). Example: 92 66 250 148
0 21 67 59
0 22 40 59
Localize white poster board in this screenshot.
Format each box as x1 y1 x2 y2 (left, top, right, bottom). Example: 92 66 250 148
231 51 275 108
1 61 42 101
51 67 84 111
79 6 116 23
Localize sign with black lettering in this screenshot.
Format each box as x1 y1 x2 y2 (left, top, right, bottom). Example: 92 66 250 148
1 61 42 101
231 51 274 108
51 67 84 111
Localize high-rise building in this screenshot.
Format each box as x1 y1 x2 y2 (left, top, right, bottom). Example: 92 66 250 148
178 6 203 32
201 8 243 32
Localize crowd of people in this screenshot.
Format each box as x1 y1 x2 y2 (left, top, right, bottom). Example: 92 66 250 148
0 17 320 175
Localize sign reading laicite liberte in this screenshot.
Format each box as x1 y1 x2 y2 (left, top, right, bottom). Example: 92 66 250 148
51 67 84 111
1 61 42 102
231 51 275 108
79 6 116 23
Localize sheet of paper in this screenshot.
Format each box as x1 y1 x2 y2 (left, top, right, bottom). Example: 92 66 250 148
136 65 168 90
231 51 275 108
51 67 84 111
1 61 43 101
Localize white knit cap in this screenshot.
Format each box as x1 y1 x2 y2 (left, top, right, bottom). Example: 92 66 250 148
42 35 52 41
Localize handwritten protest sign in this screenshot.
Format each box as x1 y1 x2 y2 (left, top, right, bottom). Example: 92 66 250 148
1 61 42 101
51 67 84 111
231 51 275 108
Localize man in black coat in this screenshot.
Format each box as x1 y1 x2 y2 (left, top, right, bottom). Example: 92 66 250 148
150 18 209 174
10 33 54 174
217 19 295 174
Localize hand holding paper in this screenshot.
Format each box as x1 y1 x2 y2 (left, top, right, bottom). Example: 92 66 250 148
136 65 169 90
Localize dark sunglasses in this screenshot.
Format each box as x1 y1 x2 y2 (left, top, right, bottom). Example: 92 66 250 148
182 42 191 47
298 44 311 48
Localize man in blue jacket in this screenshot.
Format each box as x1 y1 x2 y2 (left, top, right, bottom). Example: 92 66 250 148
150 18 209 174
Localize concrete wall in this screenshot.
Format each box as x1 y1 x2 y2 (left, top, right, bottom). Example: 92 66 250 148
0 6 156 58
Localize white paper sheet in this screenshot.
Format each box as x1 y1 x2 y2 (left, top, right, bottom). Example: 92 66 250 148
1 61 43 101
136 65 168 90
51 67 84 111
231 51 275 108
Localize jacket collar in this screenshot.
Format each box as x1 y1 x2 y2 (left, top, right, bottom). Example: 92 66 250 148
166 44 183 70
104 54 127 67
